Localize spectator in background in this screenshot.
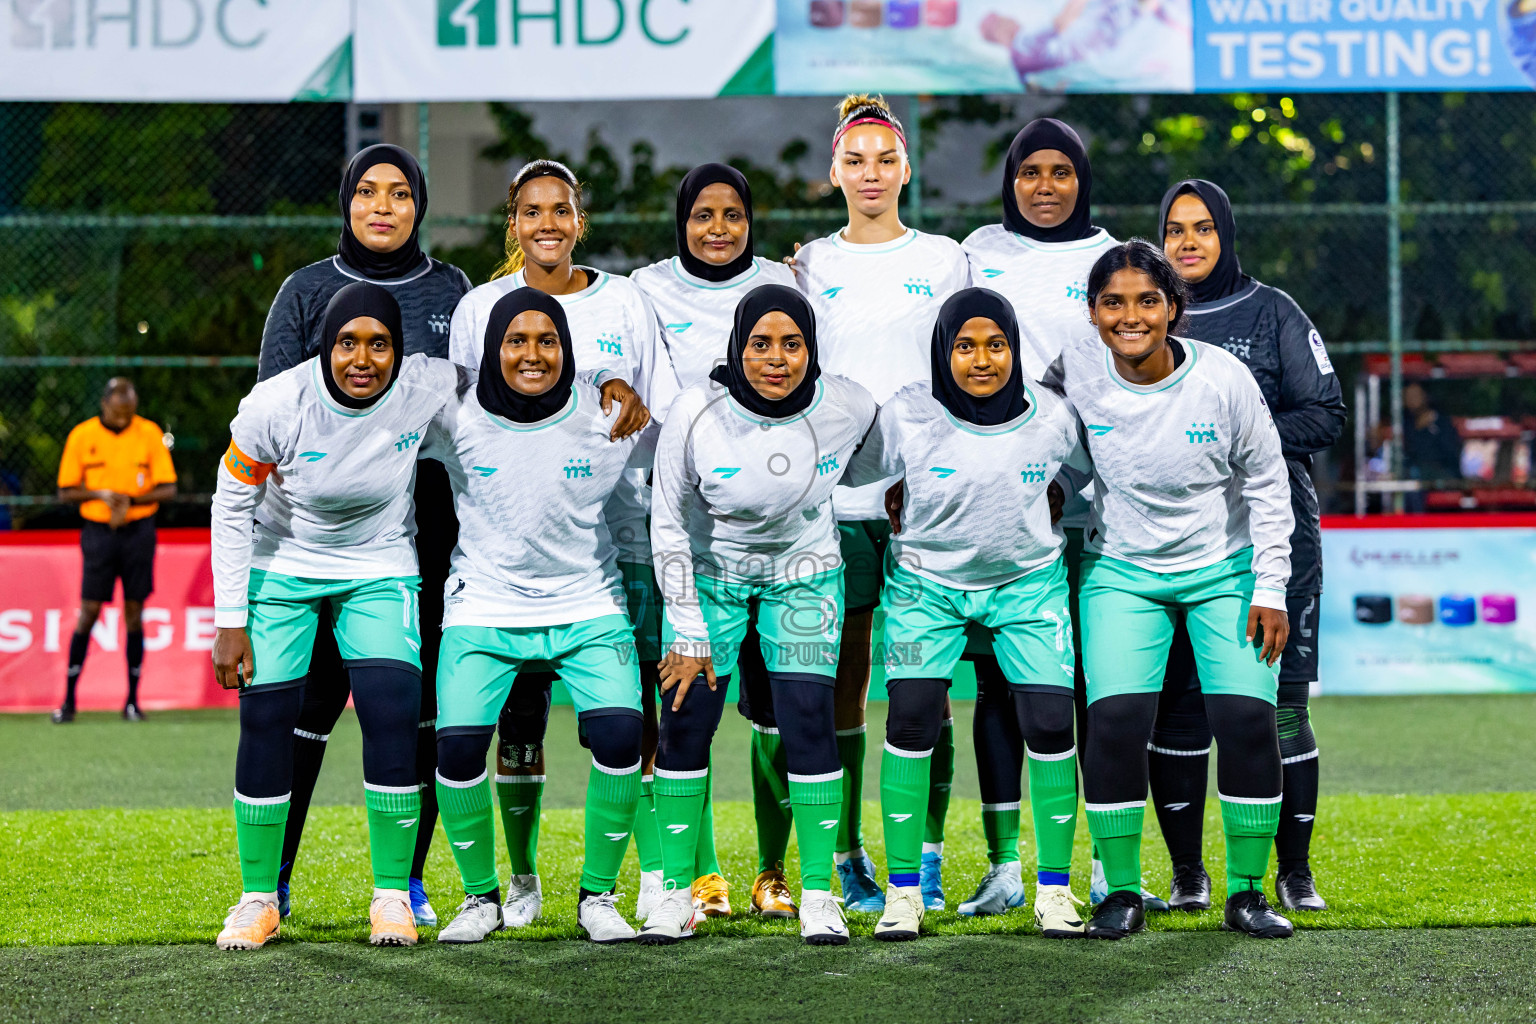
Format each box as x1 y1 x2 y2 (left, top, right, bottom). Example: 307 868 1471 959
52 377 177 723
1401 383 1465 488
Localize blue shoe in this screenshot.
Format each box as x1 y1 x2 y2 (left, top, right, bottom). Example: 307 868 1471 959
409 876 438 928
276 879 291 920
837 855 885 913
920 851 946 910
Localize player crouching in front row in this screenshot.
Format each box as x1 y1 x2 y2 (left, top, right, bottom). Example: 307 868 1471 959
423 288 655 945
211 283 463 950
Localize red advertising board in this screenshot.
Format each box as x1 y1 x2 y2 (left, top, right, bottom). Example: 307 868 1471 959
0 529 235 713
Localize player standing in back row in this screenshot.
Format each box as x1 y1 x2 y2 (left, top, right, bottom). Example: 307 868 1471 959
790 94 970 914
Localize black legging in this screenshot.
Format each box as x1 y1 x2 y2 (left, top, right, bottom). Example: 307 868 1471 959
278 462 455 887
662 668 838 778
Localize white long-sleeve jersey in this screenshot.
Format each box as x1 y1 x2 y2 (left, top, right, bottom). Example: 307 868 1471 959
961 225 1118 530
421 379 641 629
211 354 462 628
844 381 1091 590
650 376 877 647
630 256 798 390
448 268 681 564
1044 336 1294 609
792 228 970 521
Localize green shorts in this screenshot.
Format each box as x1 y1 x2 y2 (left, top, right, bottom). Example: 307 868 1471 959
962 528 1083 661
247 570 421 687
838 519 891 615
881 560 1074 690
437 615 641 729
619 560 662 662
1079 548 1278 706
665 570 844 683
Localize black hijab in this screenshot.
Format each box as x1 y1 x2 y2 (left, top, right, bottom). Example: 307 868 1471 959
1159 179 1248 305
930 288 1028 427
337 144 429 280
477 287 576 424
709 284 822 419
1001 118 1095 243
676 163 755 284
321 282 403 411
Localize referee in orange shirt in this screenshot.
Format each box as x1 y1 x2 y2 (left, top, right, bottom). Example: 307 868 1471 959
52 378 177 722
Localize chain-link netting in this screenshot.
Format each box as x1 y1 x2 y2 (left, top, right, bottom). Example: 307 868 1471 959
3 94 1535 522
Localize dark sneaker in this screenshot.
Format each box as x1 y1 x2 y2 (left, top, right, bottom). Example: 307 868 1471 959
1222 890 1294 938
123 703 146 721
1276 868 1327 912
51 706 75 724
1086 891 1145 940
1168 862 1212 912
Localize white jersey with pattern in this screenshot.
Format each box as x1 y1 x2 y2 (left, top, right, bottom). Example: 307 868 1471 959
448 268 681 564
792 228 970 520
630 256 798 390
1044 336 1294 608
650 375 877 645
845 381 1091 590
211 354 462 628
421 380 640 629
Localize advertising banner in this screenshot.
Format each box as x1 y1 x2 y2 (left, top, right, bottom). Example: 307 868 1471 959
774 0 1194 94
1193 0 1536 91
1318 514 1536 694
352 0 777 101
0 530 234 713
1 0 353 101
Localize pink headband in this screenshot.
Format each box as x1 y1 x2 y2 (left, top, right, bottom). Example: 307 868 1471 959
833 116 908 153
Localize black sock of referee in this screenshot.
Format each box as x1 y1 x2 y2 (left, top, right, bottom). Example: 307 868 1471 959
62 632 90 711
1274 688 1321 876
125 630 144 708
1148 622 1210 872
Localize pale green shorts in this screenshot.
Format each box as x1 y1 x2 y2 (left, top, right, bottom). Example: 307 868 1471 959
437 615 641 728
1079 548 1279 705
881 560 1074 691
247 570 420 686
664 569 844 683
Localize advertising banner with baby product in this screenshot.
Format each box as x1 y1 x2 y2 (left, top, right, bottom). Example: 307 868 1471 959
1192 0 1536 90
1318 515 1536 694
774 0 1195 94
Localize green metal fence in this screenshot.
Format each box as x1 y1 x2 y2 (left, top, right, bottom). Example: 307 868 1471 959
3 93 1536 524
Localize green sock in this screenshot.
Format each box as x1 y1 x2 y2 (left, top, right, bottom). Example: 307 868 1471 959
495 772 544 876
364 784 422 890
632 775 663 874
1085 800 1145 895
880 743 931 878
653 768 709 890
789 771 844 891
751 726 794 873
981 802 1022 865
437 775 499 895
923 718 954 846
694 761 721 877
835 727 866 854
1027 747 1079 879
1221 794 1282 897
233 793 289 893
582 760 642 894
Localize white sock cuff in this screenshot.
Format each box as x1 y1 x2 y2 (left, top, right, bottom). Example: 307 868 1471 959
233 789 290 806
653 766 709 780
1217 792 1283 804
363 782 422 794
494 774 546 784
293 729 329 742
592 758 643 776
835 725 867 737
882 741 933 759
789 769 844 784
436 769 487 789
1281 749 1320 765
1085 800 1146 813
981 801 1022 812
1026 745 1077 762
1148 743 1211 756
751 723 780 735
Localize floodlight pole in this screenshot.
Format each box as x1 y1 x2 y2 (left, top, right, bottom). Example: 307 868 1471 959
1386 91 1404 512
418 102 432 257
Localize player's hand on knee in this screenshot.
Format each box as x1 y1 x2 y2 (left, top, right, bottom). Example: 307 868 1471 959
1246 606 1289 667
657 649 716 711
599 379 651 441
213 627 255 690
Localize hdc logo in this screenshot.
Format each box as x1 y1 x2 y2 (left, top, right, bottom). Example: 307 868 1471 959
436 0 691 48
11 0 269 50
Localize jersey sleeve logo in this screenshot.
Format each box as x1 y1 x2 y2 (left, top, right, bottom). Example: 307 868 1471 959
223 441 274 486
1308 329 1335 375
